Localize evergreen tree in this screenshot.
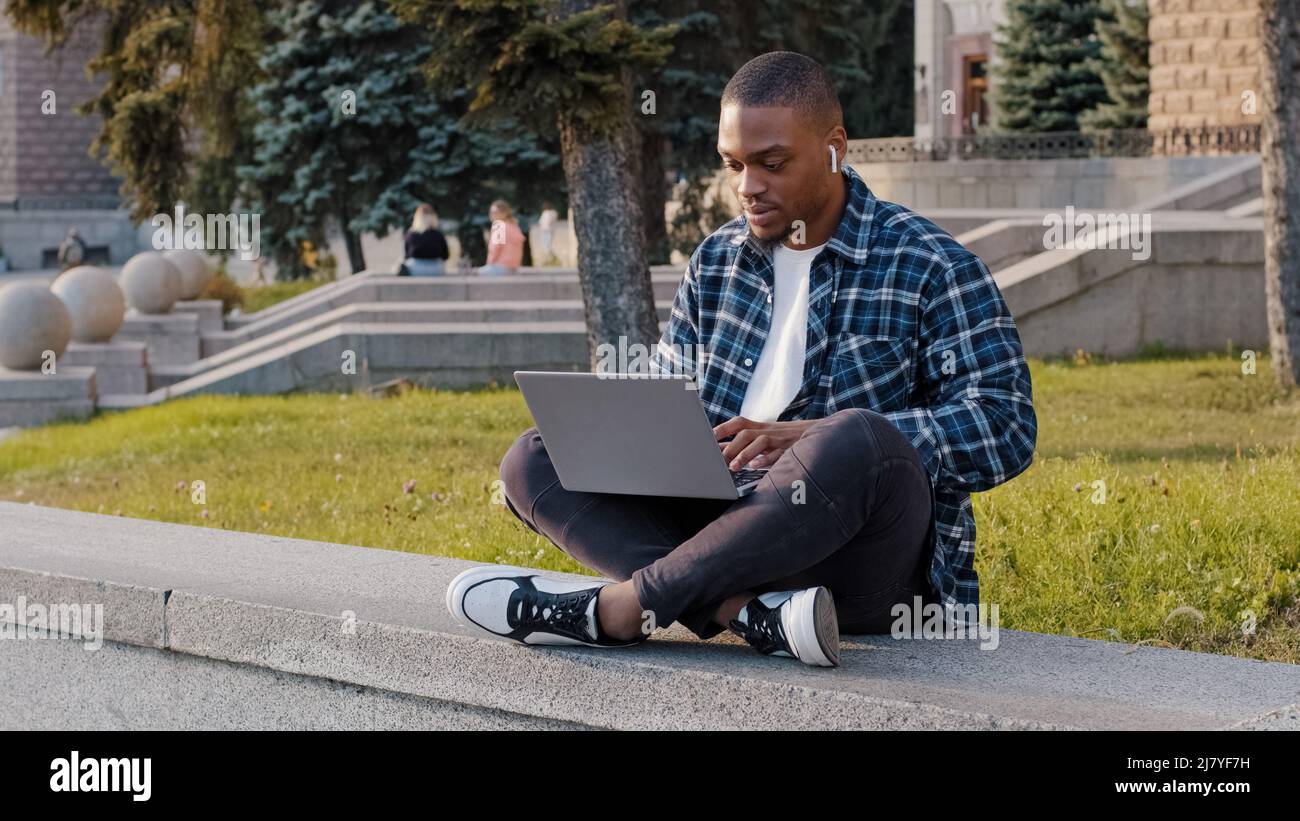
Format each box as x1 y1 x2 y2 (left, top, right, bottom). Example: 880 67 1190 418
392 0 676 367
239 0 562 277
239 1 439 275
1080 0 1149 131
993 0 1109 132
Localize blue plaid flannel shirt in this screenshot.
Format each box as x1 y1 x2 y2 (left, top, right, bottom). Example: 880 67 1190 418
650 163 1037 620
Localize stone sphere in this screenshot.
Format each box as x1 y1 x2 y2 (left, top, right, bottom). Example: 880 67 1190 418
0 282 72 370
120 251 182 314
51 265 126 343
164 249 213 300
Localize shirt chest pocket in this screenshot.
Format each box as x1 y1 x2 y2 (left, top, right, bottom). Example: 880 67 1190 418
827 333 916 413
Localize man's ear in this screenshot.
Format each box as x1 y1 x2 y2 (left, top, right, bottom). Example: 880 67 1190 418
826 125 848 170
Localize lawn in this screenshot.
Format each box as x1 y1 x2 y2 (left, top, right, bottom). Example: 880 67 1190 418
237 277 332 315
2 352 1298 663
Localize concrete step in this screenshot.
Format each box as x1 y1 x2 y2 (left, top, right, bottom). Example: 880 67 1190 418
995 220 1266 357
198 299 672 361
105 321 630 406
1 501 1296 730
226 266 685 331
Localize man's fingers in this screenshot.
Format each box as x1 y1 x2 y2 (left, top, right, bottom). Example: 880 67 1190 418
727 435 772 470
720 428 757 462
713 415 755 440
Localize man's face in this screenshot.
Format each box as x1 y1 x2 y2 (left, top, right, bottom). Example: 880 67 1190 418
718 104 834 243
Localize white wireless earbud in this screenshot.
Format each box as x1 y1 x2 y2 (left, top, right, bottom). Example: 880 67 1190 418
828 144 838 173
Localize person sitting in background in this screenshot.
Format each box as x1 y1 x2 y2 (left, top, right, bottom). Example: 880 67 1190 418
57 228 87 271
479 200 525 276
403 204 449 276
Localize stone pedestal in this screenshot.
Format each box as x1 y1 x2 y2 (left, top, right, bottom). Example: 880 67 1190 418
115 312 202 365
60 340 149 397
0 366 97 427
174 299 225 335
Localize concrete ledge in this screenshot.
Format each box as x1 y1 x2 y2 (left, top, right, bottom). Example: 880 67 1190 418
1 502 1297 730
220 273 686 348
62 341 149 395
116 312 202 366
0 367 97 427
996 222 1267 356
173 299 225 335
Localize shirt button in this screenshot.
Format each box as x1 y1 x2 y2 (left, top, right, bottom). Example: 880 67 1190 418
744 358 753 367
767 294 772 303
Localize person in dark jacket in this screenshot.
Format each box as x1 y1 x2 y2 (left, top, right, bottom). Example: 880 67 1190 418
403 204 449 276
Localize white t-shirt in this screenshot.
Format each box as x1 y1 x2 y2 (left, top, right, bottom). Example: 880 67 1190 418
739 242 826 422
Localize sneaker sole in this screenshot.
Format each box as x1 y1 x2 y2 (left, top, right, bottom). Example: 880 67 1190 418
789 586 840 667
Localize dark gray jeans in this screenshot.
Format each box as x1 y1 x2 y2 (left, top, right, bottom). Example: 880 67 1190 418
498 407 938 640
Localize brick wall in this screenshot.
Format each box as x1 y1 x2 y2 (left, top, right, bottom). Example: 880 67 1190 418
1147 0 1263 132
0 13 121 206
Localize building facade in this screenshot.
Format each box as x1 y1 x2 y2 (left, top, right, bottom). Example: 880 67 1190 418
914 0 1263 142
0 12 141 271
913 0 1007 139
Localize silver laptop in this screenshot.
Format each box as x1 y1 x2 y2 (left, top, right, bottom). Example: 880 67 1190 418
513 371 769 499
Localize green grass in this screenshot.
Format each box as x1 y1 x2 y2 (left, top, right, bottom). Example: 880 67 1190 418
1 352 1298 662
238 277 331 315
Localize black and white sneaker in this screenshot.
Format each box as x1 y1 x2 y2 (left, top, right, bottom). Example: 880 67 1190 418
446 565 650 648
728 586 840 667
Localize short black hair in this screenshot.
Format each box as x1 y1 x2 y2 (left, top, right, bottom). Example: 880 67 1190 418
721 51 842 131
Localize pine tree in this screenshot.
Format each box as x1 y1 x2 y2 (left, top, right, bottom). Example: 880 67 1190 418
1080 0 1149 131
238 0 562 278
392 0 677 368
993 0 1109 132
237 1 437 275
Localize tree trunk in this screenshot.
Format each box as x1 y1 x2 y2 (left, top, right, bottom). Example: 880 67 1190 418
1260 0 1300 387
639 127 670 265
559 113 661 368
548 0 659 369
337 203 367 275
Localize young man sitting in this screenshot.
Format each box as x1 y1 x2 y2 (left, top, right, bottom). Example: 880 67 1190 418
447 51 1037 667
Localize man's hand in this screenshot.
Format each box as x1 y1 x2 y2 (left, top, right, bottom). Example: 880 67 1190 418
714 416 818 470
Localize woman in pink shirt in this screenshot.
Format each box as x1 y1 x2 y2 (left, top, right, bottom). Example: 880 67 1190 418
480 199 526 275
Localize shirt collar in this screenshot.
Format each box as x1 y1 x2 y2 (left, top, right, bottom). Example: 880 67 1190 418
730 163 877 265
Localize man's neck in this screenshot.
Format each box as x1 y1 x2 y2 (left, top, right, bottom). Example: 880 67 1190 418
784 172 849 251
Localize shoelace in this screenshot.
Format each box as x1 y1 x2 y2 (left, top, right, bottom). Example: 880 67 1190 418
731 599 790 656
511 588 593 640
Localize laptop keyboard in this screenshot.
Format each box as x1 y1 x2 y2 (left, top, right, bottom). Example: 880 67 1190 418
730 468 769 488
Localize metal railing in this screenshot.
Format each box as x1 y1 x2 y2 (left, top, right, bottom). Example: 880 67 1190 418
846 125 1262 163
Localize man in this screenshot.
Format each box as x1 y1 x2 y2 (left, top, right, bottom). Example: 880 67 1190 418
447 52 1037 667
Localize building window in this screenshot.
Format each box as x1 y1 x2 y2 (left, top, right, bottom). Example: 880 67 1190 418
963 54 988 133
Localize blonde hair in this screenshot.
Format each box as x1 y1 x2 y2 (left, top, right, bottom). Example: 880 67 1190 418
490 199 514 221
411 204 438 232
